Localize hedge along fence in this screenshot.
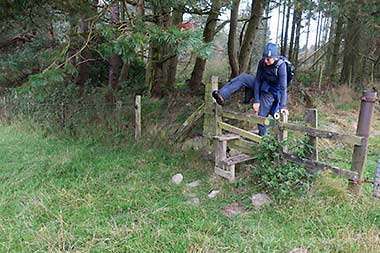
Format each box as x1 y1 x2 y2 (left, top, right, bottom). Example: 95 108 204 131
204 76 378 195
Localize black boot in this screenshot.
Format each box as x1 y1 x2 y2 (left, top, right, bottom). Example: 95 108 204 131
212 90 224 106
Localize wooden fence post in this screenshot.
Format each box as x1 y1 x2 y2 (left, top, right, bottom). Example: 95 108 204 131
203 76 219 139
203 76 219 155
281 113 288 152
349 91 377 195
116 101 122 131
4 97 8 120
305 108 318 160
276 112 288 153
60 103 65 128
135 95 141 142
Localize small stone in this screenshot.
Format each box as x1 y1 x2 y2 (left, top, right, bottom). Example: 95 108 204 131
186 197 200 206
207 190 220 199
187 180 201 188
288 248 309 253
251 193 272 208
171 173 183 185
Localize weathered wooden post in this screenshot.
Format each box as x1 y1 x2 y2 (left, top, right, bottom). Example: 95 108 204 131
349 91 377 195
203 76 219 146
281 112 288 152
60 102 65 128
305 108 318 160
135 95 141 142
116 101 122 131
275 112 288 153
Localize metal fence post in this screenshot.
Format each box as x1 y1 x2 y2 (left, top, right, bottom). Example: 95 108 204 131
349 91 377 195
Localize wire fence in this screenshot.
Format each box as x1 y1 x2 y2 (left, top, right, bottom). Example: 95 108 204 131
0 97 135 138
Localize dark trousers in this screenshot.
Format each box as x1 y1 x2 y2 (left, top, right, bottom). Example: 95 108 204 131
219 73 256 102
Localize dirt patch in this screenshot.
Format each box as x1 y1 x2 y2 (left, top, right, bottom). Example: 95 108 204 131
222 202 249 216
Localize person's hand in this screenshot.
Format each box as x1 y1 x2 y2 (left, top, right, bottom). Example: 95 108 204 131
253 103 260 112
280 108 289 116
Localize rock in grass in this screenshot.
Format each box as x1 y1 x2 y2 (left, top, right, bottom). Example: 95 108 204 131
251 193 272 208
288 248 309 253
186 197 200 206
187 180 201 188
171 173 183 185
207 190 220 199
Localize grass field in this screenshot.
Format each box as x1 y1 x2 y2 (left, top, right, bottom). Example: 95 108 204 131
1 122 380 252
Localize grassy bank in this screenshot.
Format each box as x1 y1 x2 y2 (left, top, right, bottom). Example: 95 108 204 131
1 123 380 252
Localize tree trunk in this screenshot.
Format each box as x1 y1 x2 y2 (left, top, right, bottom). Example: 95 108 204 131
340 15 362 85
136 0 144 17
151 47 164 98
317 16 325 48
275 3 281 45
304 10 312 57
228 0 241 78
150 10 170 98
108 2 123 90
293 2 302 67
326 15 343 83
288 3 296 61
238 0 266 73
188 1 221 94
283 0 291 56
280 0 287 55
76 18 91 95
314 11 321 51
166 7 183 95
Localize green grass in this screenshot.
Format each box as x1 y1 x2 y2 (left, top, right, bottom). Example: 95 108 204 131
1 123 380 252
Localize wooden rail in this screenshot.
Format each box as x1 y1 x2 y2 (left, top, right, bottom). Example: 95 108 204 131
282 152 359 181
280 122 363 145
221 109 270 126
218 121 262 143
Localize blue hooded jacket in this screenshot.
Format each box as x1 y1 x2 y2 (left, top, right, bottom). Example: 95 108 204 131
253 58 287 116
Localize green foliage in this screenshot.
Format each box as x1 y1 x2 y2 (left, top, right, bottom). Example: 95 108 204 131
252 135 312 195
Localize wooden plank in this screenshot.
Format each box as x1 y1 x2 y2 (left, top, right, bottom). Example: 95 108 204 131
219 121 262 143
169 104 204 143
222 109 270 126
215 104 223 136
215 139 227 167
213 134 240 141
222 154 254 166
215 166 233 180
282 152 359 181
281 122 363 145
229 139 259 156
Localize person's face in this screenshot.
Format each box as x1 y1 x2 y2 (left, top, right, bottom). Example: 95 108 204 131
263 57 275 66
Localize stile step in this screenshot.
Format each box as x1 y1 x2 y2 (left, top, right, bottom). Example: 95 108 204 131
213 134 240 141
222 154 254 166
